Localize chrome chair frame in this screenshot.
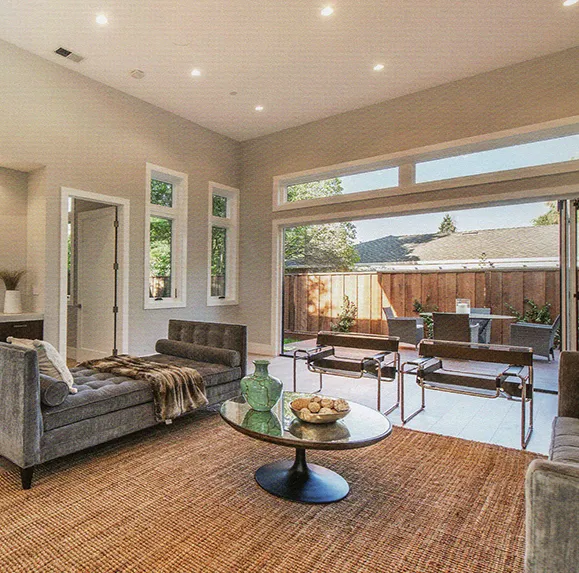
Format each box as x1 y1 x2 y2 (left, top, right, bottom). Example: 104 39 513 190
399 339 534 448
292 332 401 416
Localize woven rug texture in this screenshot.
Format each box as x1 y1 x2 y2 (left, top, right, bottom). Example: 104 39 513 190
0 411 540 573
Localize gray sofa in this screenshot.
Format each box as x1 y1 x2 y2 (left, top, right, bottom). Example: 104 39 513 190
0 319 247 489
525 350 579 572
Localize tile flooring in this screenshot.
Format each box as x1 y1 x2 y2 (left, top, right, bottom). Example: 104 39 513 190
253 350 558 456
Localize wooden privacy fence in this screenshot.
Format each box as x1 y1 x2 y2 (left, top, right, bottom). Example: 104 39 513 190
283 269 560 345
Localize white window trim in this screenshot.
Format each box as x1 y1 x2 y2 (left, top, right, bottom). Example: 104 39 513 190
207 182 239 306
144 163 188 310
273 117 579 212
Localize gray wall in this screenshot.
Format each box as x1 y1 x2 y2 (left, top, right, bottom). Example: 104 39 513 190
0 167 28 308
0 39 241 355
240 47 579 349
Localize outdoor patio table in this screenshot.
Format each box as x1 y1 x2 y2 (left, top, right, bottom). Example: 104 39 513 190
420 312 516 343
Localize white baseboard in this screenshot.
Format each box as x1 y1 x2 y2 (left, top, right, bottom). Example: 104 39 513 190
248 342 276 356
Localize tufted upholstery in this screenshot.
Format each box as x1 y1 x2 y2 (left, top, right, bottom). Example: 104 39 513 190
168 320 247 378
42 369 152 431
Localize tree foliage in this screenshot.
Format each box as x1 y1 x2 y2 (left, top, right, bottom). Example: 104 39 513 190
532 202 558 226
438 214 457 234
284 179 360 272
149 217 172 277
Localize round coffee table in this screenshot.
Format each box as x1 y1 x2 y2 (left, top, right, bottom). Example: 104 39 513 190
220 392 392 504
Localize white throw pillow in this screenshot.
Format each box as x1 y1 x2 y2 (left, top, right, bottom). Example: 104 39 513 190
7 337 77 394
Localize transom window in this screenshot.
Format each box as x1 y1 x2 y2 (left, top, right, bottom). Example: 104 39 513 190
208 182 239 306
274 127 579 211
145 164 188 309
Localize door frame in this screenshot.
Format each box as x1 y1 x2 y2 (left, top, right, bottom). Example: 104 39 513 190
59 187 130 358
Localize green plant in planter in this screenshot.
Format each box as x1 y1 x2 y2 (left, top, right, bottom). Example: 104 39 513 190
0 270 26 290
331 295 358 333
413 296 439 338
505 298 560 347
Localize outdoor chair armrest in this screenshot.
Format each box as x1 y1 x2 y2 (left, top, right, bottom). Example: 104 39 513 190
293 345 333 361
362 352 394 371
306 347 335 363
498 364 526 380
402 357 442 374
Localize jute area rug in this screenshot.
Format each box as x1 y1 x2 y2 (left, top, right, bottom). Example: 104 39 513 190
0 411 540 573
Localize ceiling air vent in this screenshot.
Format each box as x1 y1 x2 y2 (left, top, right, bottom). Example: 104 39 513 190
54 47 84 63
129 69 145 80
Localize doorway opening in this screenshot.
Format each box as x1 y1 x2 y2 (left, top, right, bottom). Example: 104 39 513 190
281 199 564 393
59 188 130 362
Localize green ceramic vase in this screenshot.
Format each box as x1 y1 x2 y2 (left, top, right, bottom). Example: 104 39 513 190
241 410 282 437
240 360 283 411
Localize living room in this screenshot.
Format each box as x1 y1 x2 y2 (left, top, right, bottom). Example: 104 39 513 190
0 1 578 572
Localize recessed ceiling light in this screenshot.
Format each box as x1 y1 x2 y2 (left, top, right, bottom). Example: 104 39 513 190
373 63 385 72
95 14 108 25
255 105 264 112
563 0 578 6
321 6 334 16
191 68 201 77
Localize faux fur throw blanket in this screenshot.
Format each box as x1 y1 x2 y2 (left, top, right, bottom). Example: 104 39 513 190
79 355 208 422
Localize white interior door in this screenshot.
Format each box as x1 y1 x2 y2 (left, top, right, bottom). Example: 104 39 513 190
76 206 116 360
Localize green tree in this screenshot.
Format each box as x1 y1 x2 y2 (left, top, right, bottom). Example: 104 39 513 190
532 202 558 226
149 217 172 276
438 214 457 234
284 179 360 271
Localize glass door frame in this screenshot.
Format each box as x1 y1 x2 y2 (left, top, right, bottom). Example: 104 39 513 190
560 199 578 352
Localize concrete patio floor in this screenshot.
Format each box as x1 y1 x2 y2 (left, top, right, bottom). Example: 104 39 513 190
251 342 559 456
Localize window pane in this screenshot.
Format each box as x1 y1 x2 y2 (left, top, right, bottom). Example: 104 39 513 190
149 216 172 298
151 179 173 207
416 134 579 184
213 194 228 218
211 226 227 297
286 167 398 203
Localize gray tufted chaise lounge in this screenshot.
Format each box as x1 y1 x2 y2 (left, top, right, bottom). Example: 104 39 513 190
0 320 247 489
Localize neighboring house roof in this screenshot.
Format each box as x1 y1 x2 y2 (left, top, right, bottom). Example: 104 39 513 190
355 225 558 265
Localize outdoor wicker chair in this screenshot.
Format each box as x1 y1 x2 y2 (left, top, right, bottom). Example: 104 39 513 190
293 331 400 415
383 307 424 347
471 307 492 344
432 312 479 343
510 315 560 361
400 339 534 448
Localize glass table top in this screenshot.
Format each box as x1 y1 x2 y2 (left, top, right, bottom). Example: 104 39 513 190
220 392 392 451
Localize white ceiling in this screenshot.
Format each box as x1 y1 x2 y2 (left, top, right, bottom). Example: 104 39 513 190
0 1 577 141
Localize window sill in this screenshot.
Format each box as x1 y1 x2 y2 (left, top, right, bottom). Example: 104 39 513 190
144 298 187 310
207 297 238 307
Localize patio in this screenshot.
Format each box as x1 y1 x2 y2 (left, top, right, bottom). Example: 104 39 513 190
260 342 559 456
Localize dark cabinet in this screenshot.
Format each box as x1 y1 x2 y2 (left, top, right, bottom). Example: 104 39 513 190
0 320 44 343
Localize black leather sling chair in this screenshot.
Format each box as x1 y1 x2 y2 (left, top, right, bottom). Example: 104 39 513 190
400 339 534 448
292 331 400 415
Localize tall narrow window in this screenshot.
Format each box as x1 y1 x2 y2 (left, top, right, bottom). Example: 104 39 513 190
208 182 239 306
145 164 188 309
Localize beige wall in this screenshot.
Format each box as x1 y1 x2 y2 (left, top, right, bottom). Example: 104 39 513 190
240 47 579 349
0 166 28 308
1 37 578 354
0 39 241 355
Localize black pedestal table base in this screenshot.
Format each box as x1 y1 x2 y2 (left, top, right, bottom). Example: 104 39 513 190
255 447 349 503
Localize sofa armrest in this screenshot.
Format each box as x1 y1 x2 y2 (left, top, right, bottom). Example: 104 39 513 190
558 351 579 418
0 342 42 469
525 459 579 572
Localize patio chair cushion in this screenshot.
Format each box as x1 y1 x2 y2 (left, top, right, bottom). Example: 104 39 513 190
550 417 579 466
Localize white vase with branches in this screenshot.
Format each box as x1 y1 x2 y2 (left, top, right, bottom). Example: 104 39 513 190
0 270 26 314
